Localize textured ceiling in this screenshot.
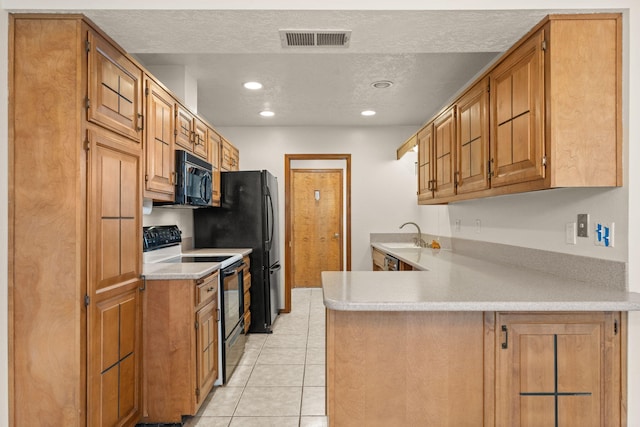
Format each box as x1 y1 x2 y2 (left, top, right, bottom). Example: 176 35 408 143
12 8 596 127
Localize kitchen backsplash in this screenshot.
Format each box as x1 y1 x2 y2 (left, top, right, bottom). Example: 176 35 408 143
143 203 194 249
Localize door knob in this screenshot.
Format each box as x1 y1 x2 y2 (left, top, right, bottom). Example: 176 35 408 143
334 233 340 238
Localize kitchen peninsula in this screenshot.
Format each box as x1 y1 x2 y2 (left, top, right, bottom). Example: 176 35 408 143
323 246 640 426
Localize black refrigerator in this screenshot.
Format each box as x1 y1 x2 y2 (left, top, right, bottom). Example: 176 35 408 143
194 170 281 333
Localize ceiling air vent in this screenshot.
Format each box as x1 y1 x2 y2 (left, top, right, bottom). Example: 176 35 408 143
280 30 351 48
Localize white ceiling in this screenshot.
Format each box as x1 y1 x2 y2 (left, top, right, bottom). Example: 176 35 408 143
12 7 594 127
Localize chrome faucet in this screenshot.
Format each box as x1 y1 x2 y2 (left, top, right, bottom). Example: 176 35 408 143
399 222 428 248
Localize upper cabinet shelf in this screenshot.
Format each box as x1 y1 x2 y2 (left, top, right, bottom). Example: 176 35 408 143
411 13 622 205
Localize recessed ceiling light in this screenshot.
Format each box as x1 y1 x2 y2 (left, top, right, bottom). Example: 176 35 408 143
371 80 393 89
259 110 275 117
361 110 376 116
243 81 263 90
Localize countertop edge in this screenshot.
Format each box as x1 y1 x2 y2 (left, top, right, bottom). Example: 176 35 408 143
323 298 640 312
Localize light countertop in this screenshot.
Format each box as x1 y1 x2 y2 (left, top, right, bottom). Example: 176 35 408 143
142 248 252 280
322 243 640 312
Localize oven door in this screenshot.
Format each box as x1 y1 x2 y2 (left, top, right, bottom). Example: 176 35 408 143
222 261 244 339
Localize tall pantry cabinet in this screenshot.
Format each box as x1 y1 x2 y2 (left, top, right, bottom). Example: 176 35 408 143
9 15 143 426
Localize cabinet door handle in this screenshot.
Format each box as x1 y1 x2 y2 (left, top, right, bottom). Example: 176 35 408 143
501 325 508 349
137 113 144 131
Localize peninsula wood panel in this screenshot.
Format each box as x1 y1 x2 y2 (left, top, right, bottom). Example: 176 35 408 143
326 310 486 426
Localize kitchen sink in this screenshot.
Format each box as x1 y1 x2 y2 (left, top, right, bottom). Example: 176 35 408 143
378 242 422 249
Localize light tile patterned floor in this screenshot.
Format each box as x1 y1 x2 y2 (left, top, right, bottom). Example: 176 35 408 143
186 288 327 427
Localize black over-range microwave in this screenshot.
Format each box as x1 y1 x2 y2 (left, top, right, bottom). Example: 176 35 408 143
175 150 213 207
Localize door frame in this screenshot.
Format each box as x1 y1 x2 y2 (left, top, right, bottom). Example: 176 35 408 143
284 154 351 313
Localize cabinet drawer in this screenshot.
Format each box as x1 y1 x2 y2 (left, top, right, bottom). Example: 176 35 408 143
244 311 251 334
243 290 251 313
196 271 219 309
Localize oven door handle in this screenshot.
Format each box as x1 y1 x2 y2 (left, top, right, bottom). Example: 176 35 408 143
222 262 246 277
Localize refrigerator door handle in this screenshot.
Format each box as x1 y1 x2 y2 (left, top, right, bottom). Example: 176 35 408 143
266 189 275 251
269 263 282 273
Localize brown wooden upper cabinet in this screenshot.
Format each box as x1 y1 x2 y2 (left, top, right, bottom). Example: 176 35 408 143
144 77 176 202
175 103 211 163
417 123 434 202
175 104 196 153
88 30 143 143
456 77 490 195
415 14 622 205
490 29 545 188
221 137 240 171
433 106 456 199
194 116 209 160
208 128 222 206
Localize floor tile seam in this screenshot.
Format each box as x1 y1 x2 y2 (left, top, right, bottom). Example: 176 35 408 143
228 354 261 418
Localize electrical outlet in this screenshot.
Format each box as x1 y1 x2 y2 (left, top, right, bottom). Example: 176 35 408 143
455 219 461 232
594 221 615 247
475 219 481 233
565 222 577 245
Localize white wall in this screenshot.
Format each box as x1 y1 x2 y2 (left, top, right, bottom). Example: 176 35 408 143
218 126 419 271
434 187 627 261
146 65 198 113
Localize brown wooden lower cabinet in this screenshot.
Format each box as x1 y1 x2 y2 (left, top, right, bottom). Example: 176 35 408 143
326 310 625 426
142 271 219 423
243 255 252 333
495 312 623 427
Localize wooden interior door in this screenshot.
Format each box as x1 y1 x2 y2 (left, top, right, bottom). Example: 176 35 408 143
291 169 343 287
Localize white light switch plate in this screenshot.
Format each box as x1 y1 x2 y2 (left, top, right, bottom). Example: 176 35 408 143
565 222 577 245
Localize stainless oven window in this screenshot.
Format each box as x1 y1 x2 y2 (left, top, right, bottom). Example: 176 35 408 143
222 261 244 339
